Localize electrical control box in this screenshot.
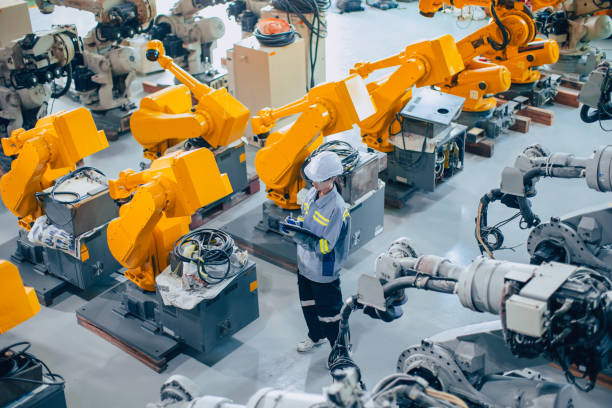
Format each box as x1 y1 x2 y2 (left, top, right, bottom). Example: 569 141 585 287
260 5 326 89
506 294 547 337
385 89 466 192
227 36 306 145
0 0 32 46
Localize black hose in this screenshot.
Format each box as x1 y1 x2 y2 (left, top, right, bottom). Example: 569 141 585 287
50 63 72 99
173 229 237 285
580 105 601 123
253 26 296 47
517 196 538 228
488 4 510 51
50 166 106 205
0 342 65 387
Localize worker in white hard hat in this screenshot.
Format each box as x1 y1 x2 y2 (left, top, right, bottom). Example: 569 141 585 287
280 151 351 355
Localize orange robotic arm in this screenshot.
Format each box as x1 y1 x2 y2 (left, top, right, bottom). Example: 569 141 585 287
351 35 466 152
251 74 378 209
0 260 40 333
130 40 250 161
0 108 108 230
106 147 233 291
254 35 465 207
420 0 559 83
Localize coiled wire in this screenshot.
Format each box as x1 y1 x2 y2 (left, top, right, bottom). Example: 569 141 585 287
0 342 65 387
253 25 297 46
173 229 238 285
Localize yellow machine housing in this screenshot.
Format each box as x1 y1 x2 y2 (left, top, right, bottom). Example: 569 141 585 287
352 35 465 152
419 0 559 85
251 73 379 209
130 40 250 161
0 108 109 230
107 147 233 291
0 260 41 334
252 34 465 208
350 0 559 153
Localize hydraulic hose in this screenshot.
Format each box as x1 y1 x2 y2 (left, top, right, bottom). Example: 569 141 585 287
50 63 73 99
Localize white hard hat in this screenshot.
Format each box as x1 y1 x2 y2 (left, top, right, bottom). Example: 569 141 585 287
304 151 343 182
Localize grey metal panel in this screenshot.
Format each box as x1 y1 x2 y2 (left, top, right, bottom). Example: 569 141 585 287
158 262 259 353
519 263 576 301
400 88 464 126
42 184 119 236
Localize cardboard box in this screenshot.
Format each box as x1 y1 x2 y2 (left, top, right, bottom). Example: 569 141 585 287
260 5 326 89
229 36 306 145
0 0 32 46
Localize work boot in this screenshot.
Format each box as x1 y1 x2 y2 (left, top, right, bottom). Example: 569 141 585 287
297 337 326 353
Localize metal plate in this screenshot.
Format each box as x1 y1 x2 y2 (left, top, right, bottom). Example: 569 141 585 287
400 88 465 125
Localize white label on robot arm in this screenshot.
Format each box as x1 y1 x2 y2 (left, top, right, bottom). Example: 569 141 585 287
344 75 377 122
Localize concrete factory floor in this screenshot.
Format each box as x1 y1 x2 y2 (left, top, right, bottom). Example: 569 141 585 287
1 2 612 407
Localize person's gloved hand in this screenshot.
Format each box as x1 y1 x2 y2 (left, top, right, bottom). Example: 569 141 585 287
280 216 302 236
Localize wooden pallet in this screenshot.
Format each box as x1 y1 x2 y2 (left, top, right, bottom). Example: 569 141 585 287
517 105 554 126
76 314 169 372
553 88 581 108
190 173 260 229
510 114 531 133
465 128 495 158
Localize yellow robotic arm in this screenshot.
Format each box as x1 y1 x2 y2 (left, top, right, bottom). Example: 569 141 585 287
351 35 466 152
130 40 250 161
0 260 40 334
0 108 109 230
106 147 233 291
420 0 559 83
253 35 465 207
252 75 375 209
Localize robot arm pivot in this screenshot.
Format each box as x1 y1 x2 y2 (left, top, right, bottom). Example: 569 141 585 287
0 108 108 229
130 41 249 159
107 148 233 291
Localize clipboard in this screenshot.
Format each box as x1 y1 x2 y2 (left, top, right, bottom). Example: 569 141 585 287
280 222 320 239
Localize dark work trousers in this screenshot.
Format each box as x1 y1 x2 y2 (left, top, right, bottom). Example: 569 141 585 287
297 272 343 346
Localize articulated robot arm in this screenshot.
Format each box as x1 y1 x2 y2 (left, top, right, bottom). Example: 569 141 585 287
333 239 612 392
36 0 156 39
407 1 558 109
107 147 233 291
580 62 612 123
350 2 558 149
476 144 612 271
0 108 108 230
150 0 227 77
130 40 249 160
353 35 466 152
36 0 156 112
0 25 82 148
486 144 612 226
535 0 612 54
251 72 377 209
253 35 465 207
